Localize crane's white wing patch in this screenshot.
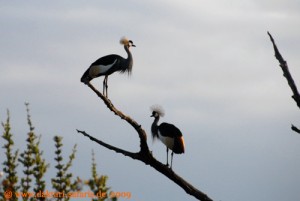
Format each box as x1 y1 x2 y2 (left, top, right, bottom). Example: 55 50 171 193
158 131 174 150
89 59 117 78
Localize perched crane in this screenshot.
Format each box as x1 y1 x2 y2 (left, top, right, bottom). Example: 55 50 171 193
80 37 135 97
150 105 185 169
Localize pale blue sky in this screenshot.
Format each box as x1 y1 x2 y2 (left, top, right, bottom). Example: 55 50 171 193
1 1 300 201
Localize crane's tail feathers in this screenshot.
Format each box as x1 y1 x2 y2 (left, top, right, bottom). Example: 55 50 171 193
173 136 185 154
179 136 185 154
150 105 165 117
80 69 92 84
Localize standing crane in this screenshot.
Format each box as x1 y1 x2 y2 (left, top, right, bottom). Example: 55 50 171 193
81 37 135 97
150 105 185 169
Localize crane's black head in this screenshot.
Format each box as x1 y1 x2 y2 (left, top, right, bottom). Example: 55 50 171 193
150 111 159 118
150 105 165 118
129 40 136 47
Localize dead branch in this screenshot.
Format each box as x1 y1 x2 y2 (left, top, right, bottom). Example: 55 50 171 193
268 32 300 107
291 125 300 134
77 82 213 201
268 32 300 133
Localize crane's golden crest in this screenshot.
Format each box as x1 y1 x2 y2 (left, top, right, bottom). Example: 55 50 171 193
150 105 165 117
120 37 130 45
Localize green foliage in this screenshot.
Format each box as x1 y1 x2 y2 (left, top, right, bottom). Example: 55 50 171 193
18 103 49 201
52 136 81 201
18 131 35 201
32 134 49 198
86 150 117 201
1 110 19 201
0 105 116 201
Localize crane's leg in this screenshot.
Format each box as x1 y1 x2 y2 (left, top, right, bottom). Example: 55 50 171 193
103 76 108 97
102 77 106 96
166 147 169 167
170 151 174 169
105 76 108 97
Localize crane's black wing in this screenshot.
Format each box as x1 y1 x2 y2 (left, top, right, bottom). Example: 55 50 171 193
81 54 123 83
91 54 121 66
158 122 183 138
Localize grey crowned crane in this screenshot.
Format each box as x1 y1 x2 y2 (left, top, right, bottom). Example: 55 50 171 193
150 105 185 169
80 37 135 97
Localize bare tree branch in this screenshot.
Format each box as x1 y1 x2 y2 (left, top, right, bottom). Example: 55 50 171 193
84 83 149 153
268 32 300 108
77 83 213 201
291 125 300 134
76 129 139 158
268 32 300 133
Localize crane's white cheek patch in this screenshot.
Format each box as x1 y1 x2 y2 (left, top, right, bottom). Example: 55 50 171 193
89 60 117 78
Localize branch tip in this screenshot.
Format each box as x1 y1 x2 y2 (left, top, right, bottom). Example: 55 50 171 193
291 124 300 134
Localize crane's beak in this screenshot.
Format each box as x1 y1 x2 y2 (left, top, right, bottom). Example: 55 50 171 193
131 44 136 47
150 114 154 117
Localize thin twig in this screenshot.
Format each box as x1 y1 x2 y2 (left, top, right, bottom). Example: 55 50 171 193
76 129 138 158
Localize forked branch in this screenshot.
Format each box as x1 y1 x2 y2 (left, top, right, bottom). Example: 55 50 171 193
77 83 213 201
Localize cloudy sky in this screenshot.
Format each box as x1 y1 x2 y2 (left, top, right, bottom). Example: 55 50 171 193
1 0 300 200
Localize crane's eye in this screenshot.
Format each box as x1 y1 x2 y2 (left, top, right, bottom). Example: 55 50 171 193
129 40 135 47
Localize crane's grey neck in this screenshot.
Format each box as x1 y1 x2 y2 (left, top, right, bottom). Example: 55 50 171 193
151 116 160 139
124 45 133 74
